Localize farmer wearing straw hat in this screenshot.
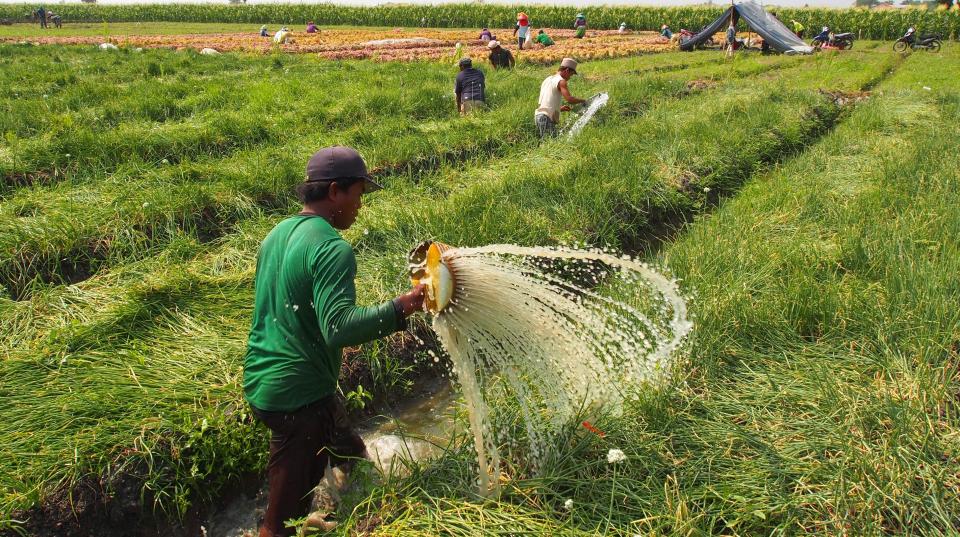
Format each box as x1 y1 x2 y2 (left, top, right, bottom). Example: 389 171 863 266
488 40 515 69
455 57 486 115
513 12 531 49
244 146 426 537
534 58 586 138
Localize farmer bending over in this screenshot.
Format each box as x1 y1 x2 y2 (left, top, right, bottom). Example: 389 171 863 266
273 27 291 44
574 13 587 38
487 40 515 69
791 19 805 38
244 146 426 537
535 58 585 138
455 57 486 115
536 29 555 47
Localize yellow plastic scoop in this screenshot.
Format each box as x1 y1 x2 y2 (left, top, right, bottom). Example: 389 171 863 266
408 241 455 313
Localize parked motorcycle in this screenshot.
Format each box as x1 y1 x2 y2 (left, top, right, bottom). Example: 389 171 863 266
812 32 854 50
894 33 942 52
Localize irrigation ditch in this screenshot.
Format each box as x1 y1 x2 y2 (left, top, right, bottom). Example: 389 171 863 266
620 53 904 256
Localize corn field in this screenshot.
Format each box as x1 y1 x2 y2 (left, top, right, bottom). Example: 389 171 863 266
1 3 957 40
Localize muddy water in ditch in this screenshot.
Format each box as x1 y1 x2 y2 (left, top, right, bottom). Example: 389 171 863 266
204 380 459 537
423 245 692 494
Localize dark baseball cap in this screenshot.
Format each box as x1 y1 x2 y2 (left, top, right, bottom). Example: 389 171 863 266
305 146 382 192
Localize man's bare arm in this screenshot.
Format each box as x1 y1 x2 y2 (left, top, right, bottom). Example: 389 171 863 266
559 79 586 105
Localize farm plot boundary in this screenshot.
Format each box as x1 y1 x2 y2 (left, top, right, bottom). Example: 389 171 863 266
0 3 958 40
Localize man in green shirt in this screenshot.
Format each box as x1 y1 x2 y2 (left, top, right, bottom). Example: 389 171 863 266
245 146 425 537
535 29 555 47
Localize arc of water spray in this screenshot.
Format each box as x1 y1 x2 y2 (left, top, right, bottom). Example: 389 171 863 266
421 244 693 496
563 92 610 139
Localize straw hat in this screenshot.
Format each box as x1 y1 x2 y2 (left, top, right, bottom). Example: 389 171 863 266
517 12 528 20
560 57 578 74
487 40 500 49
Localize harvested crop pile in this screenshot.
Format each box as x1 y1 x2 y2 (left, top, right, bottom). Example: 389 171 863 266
0 28 671 62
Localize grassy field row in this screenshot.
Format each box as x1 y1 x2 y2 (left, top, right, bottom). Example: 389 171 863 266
0 3 957 40
0 47 898 530
338 48 960 536
0 49 802 302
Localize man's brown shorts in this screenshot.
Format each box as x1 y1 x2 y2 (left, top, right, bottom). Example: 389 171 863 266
252 395 366 537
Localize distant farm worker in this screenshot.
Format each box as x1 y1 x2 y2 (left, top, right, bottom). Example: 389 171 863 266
260 25 269 37
36 6 46 28
618 21 628 34
244 146 426 537
725 21 737 57
455 57 486 115
536 29 555 47
487 40 515 69
453 42 464 64
660 24 673 40
479 27 493 42
513 12 531 49
273 27 291 45
791 19 805 38
306 21 318 33
534 57 586 139
574 13 587 38
48 10 61 29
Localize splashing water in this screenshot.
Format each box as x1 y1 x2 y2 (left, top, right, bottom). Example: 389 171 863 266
564 92 609 139
416 244 692 494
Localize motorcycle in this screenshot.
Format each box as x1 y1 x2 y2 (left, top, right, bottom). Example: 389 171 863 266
894 33 942 52
812 32 854 50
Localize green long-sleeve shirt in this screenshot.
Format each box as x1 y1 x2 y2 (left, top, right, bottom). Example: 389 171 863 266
244 215 401 412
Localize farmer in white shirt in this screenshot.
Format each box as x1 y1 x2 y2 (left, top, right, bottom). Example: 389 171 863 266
534 58 586 138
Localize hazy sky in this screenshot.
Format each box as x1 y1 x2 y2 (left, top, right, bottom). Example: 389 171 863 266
1 0 857 9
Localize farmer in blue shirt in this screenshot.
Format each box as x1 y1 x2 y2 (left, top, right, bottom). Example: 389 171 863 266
455 57 486 114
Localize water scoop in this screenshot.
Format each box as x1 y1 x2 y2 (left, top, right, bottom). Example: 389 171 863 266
408 241 456 314
584 92 609 108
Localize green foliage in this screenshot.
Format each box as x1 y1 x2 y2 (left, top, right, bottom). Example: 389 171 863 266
342 49 960 536
0 3 957 39
0 39 956 536
345 384 374 411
